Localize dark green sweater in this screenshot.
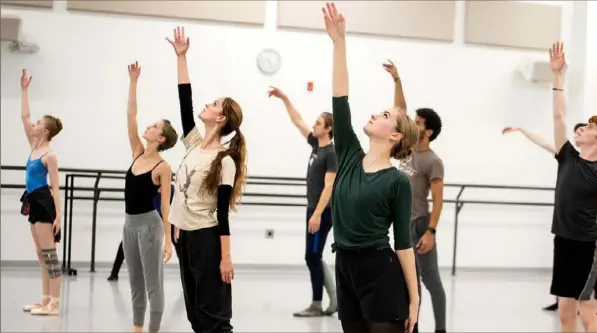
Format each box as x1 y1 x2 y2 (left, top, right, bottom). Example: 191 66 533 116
331 96 413 251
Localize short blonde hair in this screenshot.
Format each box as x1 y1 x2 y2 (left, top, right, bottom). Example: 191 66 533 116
391 114 419 160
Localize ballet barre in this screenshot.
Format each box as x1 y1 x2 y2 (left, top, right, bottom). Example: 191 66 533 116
0 165 555 276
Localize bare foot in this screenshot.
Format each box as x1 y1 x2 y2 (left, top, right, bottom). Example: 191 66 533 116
133 326 143 333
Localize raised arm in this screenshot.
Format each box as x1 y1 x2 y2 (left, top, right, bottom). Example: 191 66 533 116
167 26 196 138
324 3 348 98
502 126 556 154
267 86 311 139
126 62 145 160
549 42 567 153
20 69 35 147
323 3 362 162
383 60 407 116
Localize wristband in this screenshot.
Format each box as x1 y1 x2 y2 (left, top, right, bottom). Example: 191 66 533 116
552 88 563 91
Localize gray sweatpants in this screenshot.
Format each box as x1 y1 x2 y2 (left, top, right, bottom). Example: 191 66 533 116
411 215 446 331
123 210 165 333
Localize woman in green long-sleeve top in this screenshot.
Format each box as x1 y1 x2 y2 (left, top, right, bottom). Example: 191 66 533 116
322 3 421 333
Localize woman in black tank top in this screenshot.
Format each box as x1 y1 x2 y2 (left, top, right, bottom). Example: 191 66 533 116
125 157 163 214
122 61 179 333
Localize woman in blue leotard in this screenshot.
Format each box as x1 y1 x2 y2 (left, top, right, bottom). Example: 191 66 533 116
20 69 64 316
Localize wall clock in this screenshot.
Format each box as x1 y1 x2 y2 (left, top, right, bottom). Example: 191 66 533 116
256 48 281 75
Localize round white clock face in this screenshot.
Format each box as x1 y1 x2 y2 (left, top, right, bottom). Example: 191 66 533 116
256 48 281 75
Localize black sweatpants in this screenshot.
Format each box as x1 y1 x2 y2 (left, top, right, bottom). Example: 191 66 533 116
177 226 232 333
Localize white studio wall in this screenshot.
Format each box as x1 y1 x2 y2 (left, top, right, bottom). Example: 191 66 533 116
584 0 597 120
0 0 588 269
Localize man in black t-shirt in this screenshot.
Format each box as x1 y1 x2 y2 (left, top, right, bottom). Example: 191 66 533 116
502 123 589 312
548 42 597 332
268 87 339 317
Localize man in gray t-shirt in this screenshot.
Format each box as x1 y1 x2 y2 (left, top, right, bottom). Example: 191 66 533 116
385 59 447 333
268 86 338 317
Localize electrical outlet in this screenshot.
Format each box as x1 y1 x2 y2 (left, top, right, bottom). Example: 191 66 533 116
265 229 274 239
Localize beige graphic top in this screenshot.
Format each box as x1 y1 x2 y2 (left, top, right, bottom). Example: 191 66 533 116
169 127 236 231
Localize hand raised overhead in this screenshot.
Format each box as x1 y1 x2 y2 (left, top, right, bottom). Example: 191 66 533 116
322 2 345 42
549 41 566 73
21 69 32 89
166 26 190 57
382 59 398 80
267 86 287 99
128 61 141 80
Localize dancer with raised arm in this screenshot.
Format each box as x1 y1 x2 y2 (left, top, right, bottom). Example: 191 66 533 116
503 122 590 312
20 69 64 316
384 61 446 333
166 26 248 333
122 61 177 333
503 123 587 155
547 41 597 332
322 4 420 333
268 86 338 317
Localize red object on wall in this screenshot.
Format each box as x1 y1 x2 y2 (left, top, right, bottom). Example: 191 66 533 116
307 81 313 92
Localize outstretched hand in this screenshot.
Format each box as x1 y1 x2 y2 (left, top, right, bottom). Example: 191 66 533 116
382 59 398 80
21 69 32 89
128 61 141 80
502 126 520 135
549 41 566 74
166 26 190 57
267 86 286 99
322 2 345 42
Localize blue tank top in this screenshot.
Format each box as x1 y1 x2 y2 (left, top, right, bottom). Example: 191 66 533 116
25 153 49 193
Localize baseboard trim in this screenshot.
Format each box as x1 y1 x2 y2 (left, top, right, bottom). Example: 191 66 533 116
0 260 551 274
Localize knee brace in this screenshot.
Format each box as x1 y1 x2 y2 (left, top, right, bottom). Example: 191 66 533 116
42 248 62 279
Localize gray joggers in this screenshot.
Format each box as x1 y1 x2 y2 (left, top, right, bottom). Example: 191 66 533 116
411 215 447 331
123 210 165 333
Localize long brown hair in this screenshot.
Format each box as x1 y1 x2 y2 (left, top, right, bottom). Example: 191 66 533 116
200 97 247 211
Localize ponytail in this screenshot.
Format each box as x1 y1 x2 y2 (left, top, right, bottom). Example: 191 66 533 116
200 130 248 212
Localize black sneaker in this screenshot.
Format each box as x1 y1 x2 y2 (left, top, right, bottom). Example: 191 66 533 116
107 275 118 281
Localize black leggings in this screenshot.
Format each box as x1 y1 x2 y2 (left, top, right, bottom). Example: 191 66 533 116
341 320 417 333
305 207 333 302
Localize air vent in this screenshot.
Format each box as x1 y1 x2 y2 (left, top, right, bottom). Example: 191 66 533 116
1 14 21 41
